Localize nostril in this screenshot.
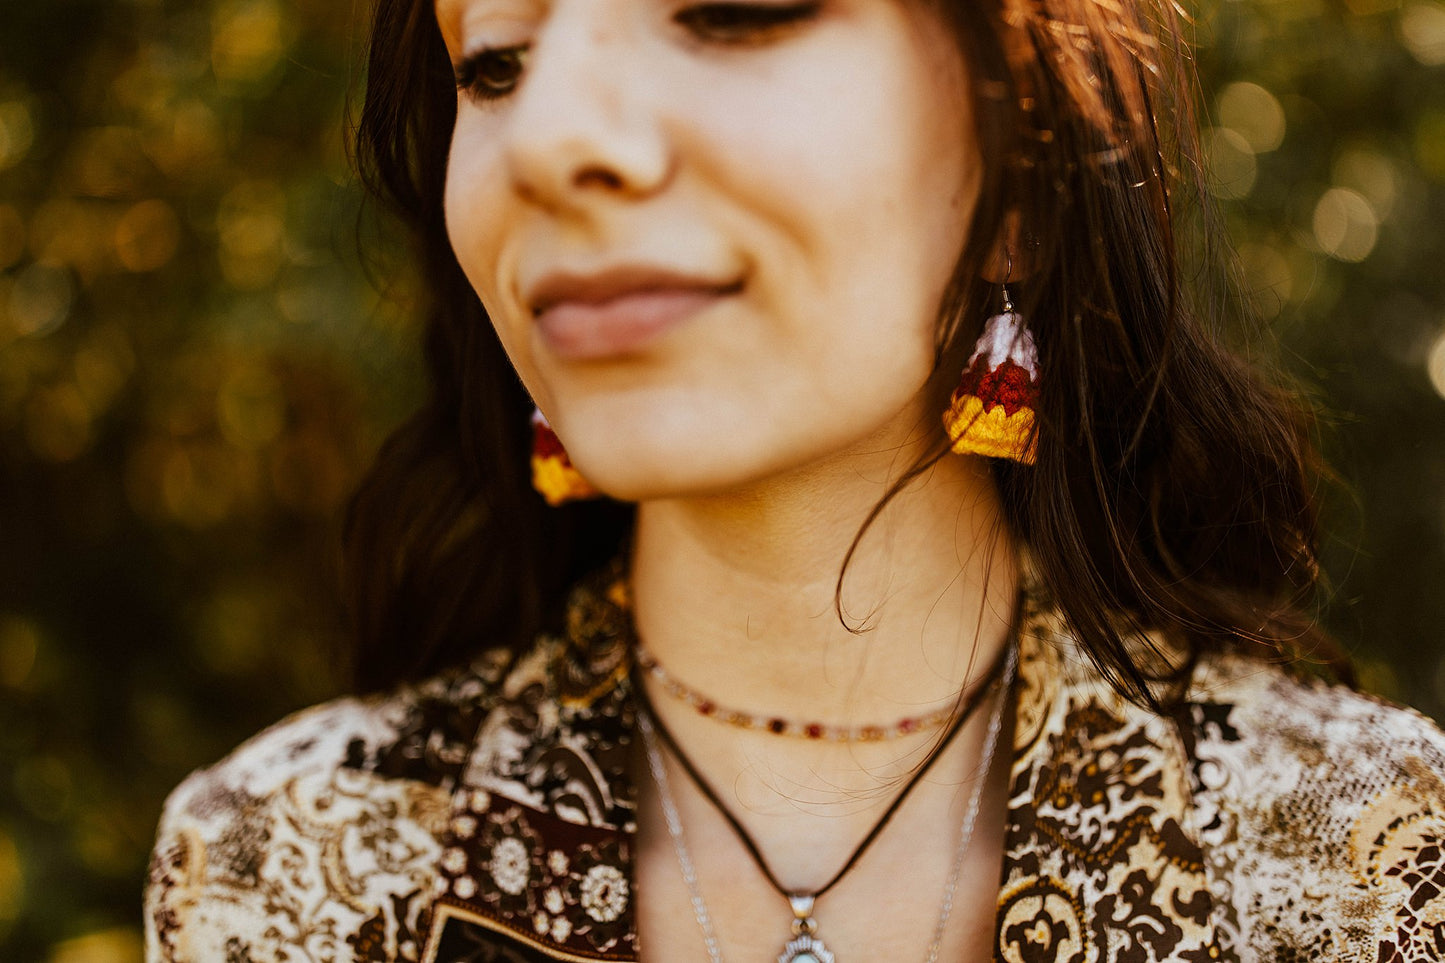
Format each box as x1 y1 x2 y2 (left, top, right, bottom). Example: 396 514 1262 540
575 166 626 191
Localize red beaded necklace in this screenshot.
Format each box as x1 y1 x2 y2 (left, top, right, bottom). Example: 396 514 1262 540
631 642 957 742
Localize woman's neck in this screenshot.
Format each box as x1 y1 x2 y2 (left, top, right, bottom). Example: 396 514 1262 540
630 446 1018 736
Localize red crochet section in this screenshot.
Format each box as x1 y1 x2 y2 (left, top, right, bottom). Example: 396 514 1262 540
530 418 598 504
532 420 568 460
952 359 1038 417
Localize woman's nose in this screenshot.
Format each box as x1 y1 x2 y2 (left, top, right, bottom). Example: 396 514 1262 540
501 16 672 214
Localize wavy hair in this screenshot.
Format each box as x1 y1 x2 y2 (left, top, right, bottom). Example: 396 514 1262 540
346 0 1341 706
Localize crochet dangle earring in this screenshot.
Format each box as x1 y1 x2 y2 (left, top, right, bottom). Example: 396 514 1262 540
530 408 599 506
943 273 1040 465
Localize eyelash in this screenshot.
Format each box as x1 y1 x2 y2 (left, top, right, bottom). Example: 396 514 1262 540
454 46 529 102
674 0 823 42
453 1 823 103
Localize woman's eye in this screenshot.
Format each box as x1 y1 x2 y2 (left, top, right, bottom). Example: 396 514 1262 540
455 46 529 102
674 1 823 43
451 3 818 102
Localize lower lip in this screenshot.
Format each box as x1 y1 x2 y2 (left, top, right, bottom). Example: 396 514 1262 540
535 287 735 361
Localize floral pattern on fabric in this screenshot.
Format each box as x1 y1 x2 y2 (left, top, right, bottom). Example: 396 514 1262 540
145 700 451 962
1182 649 1445 961
1000 609 1215 962
430 792 637 959
146 566 1445 962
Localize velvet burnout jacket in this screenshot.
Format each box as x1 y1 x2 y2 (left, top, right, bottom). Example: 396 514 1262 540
145 565 1445 962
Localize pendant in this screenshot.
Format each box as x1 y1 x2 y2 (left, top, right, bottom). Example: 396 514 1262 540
778 934 835 963
777 894 836 963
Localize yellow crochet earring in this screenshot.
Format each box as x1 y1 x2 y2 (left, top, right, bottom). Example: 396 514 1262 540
943 282 1040 465
530 408 599 506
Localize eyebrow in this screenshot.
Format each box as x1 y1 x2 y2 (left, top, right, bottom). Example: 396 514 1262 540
433 0 465 55
434 0 457 28
434 0 545 44
433 0 471 36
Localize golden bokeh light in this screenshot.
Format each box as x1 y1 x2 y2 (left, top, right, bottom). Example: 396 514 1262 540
1237 241 1296 319
1427 328 1445 400
29 200 113 281
1332 147 1400 220
65 127 151 201
1400 1 1445 65
211 0 290 86
115 200 182 273
160 444 245 528
1204 127 1258 200
217 362 286 449
48 928 143 963
73 326 137 416
1312 187 1379 262
145 99 223 178
1217 82 1287 153
0 101 35 173
24 384 93 462
8 263 74 339
218 180 287 289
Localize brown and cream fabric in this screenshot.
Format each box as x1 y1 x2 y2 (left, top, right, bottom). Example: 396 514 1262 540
145 571 1445 962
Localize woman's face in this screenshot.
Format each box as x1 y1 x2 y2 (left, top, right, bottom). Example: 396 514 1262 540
436 0 980 499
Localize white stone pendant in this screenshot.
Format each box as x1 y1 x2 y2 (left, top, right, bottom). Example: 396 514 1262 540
778 934 835 963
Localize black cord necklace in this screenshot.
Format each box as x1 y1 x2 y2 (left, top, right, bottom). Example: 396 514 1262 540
636 640 1011 962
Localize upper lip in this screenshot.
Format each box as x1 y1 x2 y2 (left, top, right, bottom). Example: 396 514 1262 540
526 265 743 316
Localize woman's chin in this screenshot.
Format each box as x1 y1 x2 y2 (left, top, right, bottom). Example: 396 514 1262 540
560 408 935 505
571 459 749 504
565 437 791 504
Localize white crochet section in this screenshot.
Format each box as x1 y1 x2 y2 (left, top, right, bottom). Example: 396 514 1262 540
966 311 1038 374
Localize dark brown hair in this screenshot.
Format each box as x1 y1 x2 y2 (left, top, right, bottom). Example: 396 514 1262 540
346 0 1340 706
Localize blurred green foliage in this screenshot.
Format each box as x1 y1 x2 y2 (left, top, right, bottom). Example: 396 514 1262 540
0 0 1442 958
0 1 418 959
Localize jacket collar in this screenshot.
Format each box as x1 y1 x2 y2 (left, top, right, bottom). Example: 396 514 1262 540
422 563 1223 962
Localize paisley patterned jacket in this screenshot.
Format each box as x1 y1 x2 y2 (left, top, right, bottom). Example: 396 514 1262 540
145 570 1445 962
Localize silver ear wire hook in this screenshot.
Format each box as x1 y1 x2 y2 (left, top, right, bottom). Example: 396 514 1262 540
1002 251 1014 314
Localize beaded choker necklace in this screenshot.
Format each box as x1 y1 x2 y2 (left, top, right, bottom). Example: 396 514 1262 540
632 642 955 742
637 642 1016 963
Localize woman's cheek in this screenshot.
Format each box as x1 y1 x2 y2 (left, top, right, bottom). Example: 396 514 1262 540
445 129 517 327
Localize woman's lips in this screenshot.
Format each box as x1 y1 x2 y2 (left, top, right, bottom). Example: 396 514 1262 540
530 272 742 361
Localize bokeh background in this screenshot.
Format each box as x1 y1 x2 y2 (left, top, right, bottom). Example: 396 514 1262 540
0 0 1443 958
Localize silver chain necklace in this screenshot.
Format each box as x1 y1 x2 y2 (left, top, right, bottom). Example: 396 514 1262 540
639 645 1015 963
